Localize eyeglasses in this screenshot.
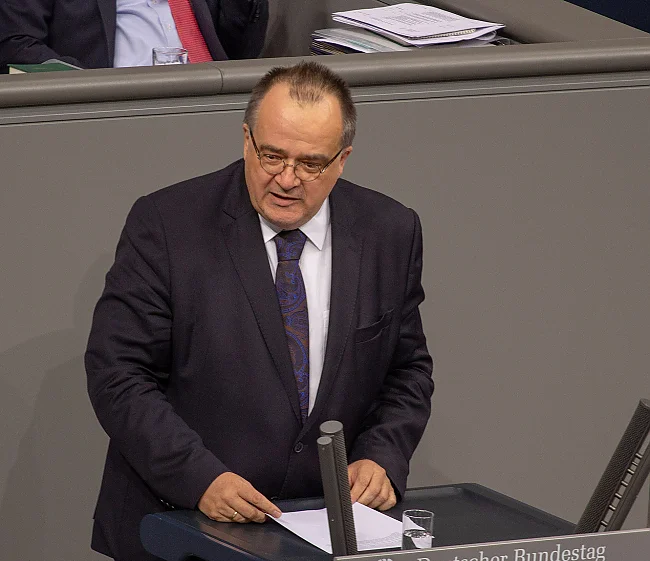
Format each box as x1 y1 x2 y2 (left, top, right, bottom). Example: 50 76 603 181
249 130 343 182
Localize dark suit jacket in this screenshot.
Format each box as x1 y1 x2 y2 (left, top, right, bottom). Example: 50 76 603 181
0 0 268 70
85 159 434 561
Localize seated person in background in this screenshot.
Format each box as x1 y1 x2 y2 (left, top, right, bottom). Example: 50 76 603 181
0 0 268 69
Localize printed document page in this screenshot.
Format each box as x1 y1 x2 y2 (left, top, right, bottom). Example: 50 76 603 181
269 501 402 554
312 28 412 53
312 28 496 52
340 22 502 46
333 3 504 45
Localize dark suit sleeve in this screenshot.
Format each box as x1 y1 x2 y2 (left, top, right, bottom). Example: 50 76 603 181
216 0 269 59
85 196 228 509
0 0 84 68
348 209 435 499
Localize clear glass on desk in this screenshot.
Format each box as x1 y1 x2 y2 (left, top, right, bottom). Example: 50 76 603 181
152 47 188 65
402 508 434 550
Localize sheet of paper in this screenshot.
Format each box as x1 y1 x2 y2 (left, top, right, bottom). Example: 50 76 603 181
333 3 504 44
270 502 403 554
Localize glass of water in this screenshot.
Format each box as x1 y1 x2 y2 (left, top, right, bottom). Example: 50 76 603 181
152 47 188 65
402 509 434 550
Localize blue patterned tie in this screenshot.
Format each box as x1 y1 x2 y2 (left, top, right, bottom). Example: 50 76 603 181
275 230 310 423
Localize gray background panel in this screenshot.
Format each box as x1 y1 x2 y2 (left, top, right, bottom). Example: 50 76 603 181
262 0 648 57
1 75 649 561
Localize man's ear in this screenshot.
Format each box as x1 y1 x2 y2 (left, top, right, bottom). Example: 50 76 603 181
338 146 353 171
242 124 250 156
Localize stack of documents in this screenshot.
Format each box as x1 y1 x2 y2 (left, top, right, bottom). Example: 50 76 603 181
311 28 412 55
310 27 496 55
330 3 504 47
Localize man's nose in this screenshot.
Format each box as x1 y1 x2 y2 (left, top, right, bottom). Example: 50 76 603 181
275 164 301 190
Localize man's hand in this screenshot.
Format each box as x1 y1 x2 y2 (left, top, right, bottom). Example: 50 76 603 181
198 472 282 523
348 459 397 511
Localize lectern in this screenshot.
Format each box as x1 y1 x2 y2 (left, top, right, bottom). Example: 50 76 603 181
141 484 574 561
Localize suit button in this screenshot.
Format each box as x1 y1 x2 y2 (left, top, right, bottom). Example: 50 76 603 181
294 442 304 453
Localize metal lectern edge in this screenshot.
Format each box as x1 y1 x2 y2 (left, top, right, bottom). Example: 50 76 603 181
141 511 261 561
458 483 575 529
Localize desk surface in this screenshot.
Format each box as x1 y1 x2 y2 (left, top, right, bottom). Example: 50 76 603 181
141 484 575 561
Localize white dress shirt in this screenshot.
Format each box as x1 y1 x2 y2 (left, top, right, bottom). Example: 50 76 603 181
114 0 183 68
258 200 332 414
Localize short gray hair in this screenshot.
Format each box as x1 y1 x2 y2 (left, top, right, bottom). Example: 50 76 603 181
243 61 357 148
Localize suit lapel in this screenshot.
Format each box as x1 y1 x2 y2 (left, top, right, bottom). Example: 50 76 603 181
306 185 362 428
96 0 116 66
191 0 228 60
221 173 301 423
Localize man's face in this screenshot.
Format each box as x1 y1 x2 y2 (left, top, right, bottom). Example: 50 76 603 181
243 83 352 230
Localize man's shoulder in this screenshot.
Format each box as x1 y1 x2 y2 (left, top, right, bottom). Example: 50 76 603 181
147 159 244 208
127 160 243 223
123 160 247 232
333 177 415 224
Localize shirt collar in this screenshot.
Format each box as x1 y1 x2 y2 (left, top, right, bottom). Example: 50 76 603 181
258 198 330 250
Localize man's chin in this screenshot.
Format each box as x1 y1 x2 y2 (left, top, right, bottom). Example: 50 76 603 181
263 208 308 231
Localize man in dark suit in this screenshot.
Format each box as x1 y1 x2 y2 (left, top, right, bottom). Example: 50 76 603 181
0 0 267 70
85 61 434 561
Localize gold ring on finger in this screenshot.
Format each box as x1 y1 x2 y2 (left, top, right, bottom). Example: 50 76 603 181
230 510 239 521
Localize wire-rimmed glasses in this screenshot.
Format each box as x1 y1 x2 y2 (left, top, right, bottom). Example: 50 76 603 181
249 130 343 182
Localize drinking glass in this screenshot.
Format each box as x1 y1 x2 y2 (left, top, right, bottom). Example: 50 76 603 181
152 47 188 65
402 509 434 550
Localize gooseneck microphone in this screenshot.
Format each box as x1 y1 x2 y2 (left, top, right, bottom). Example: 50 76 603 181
317 420 358 556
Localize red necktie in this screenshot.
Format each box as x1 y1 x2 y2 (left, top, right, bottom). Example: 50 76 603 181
167 0 213 63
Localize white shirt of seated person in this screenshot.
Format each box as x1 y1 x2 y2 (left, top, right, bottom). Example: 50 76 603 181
114 0 184 67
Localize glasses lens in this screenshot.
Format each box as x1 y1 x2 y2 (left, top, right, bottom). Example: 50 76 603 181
259 156 321 182
260 157 285 175
295 167 320 182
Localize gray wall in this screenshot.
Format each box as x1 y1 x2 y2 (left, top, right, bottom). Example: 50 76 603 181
566 0 650 33
261 0 648 57
1 71 649 560
262 0 386 58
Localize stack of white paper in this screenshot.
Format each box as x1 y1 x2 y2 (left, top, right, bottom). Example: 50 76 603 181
311 28 412 54
270 502 403 554
310 28 496 55
332 3 504 47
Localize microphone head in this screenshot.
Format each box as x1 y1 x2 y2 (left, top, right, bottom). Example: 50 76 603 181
317 436 333 446
320 420 343 436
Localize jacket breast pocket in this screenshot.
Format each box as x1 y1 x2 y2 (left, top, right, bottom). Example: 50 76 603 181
354 309 394 344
